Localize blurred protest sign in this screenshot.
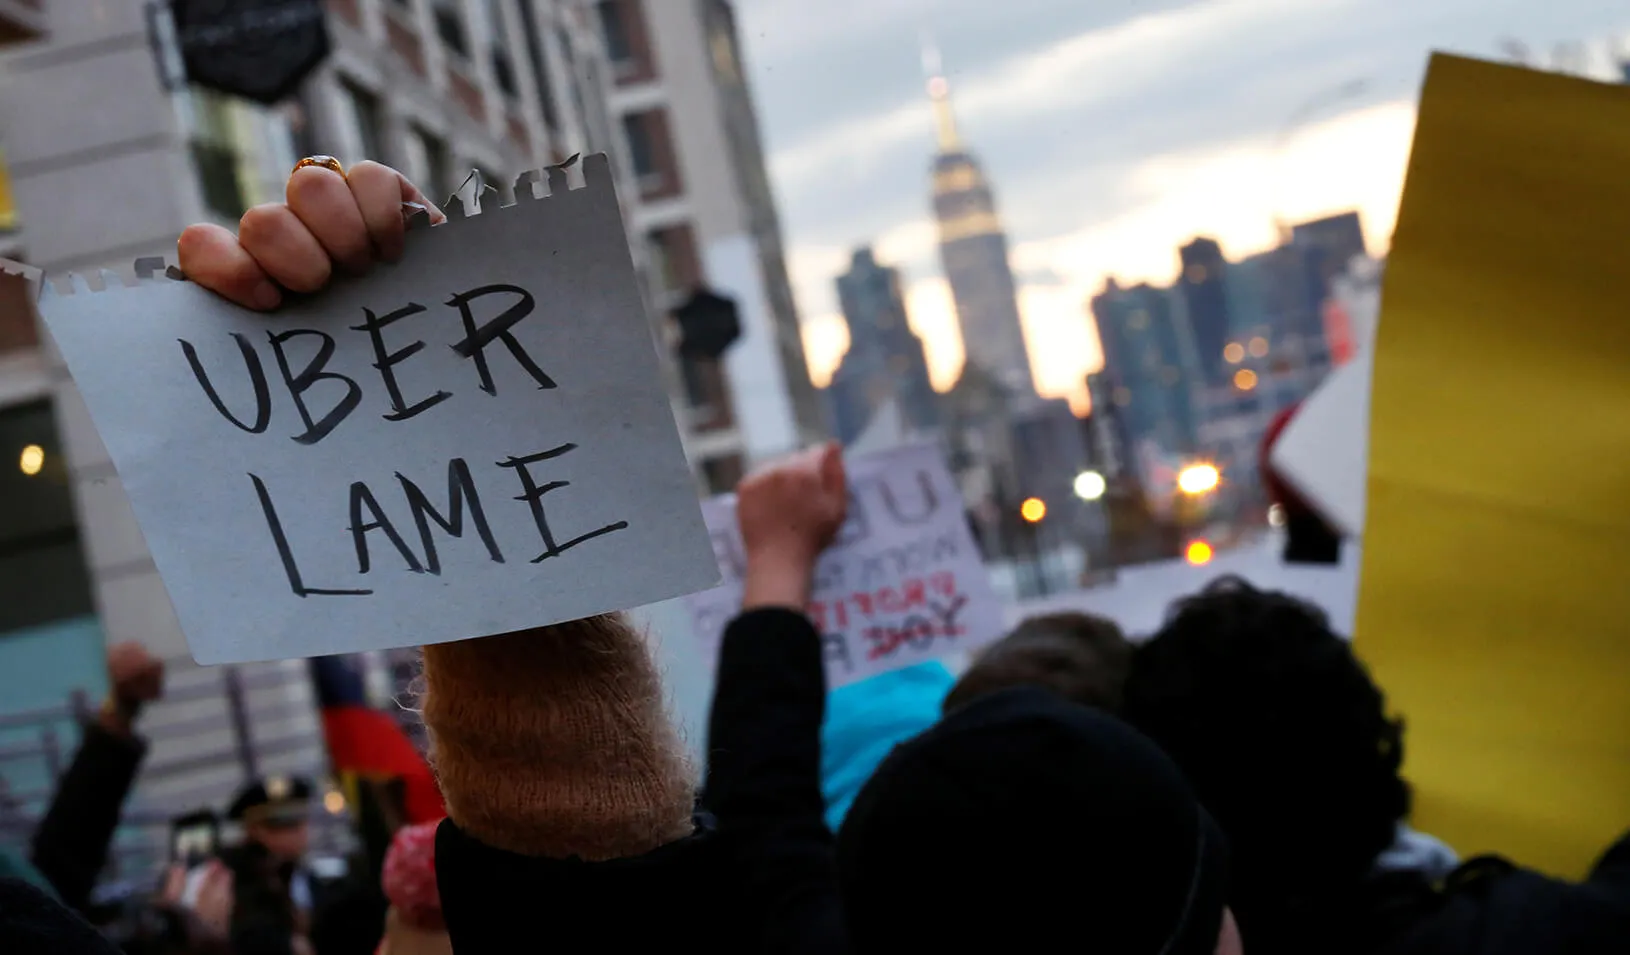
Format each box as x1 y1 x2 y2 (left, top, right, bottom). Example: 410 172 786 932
688 444 1004 689
34 156 717 664
1357 54 1630 878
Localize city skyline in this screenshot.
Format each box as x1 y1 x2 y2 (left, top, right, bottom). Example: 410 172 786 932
733 0 1630 412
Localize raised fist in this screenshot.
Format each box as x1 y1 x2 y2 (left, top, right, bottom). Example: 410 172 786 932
107 641 165 707
736 442 847 611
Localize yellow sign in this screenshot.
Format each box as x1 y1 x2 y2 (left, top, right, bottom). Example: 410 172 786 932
1359 54 1630 878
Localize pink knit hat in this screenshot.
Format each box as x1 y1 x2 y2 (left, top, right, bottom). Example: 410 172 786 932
382 820 444 930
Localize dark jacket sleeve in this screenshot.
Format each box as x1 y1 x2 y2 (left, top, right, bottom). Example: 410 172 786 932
702 608 849 955
29 720 147 912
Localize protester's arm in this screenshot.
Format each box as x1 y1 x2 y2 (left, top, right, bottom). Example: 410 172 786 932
703 444 852 953
29 643 163 912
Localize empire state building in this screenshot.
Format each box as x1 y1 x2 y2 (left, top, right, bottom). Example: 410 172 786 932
926 54 1036 400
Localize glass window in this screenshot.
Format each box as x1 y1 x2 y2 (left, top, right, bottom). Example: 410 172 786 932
0 400 93 636
434 0 469 58
338 79 385 164
402 126 451 201
702 455 745 495
187 87 250 221
517 0 560 130
486 0 517 97
621 112 655 179
597 1 632 64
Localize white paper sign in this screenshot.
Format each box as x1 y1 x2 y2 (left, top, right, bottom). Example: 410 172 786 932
686 444 1005 689
1270 350 1373 537
38 155 718 664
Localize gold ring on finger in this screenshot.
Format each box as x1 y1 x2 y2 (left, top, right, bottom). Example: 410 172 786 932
293 155 346 179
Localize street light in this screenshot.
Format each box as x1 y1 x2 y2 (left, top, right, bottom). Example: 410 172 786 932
1073 470 1106 502
18 444 43 477
1185 540 1214 566
1177 463 1220 496
1020 497 1047 523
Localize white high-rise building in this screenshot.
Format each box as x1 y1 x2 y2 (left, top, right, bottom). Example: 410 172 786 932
593 0 827 492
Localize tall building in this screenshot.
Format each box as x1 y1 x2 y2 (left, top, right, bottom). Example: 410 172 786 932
595 0 826 492
1292 211 1366 287
924 48 1034 400
826 247 939 445
1192 212 1366 519
1091 279 1201 460
1177 237 1232 386
0 0 659 875
1009 397 1092 530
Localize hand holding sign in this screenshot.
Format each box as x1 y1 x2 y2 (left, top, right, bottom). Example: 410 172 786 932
738 442 848 612
38 155 718 663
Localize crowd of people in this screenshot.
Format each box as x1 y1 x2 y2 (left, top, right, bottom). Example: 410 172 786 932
2 159 1627 954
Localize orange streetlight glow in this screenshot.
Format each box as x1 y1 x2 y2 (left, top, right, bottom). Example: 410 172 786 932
1020 497 1047 523
1185 540 1214 565
1234 368 1259 391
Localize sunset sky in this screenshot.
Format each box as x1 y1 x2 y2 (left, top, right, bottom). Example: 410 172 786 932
732 0 1629 413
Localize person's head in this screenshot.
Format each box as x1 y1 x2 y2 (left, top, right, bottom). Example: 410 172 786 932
942 611 1131 714
228 776 313 863
1121 577 1407 937
838 687 1236 955
379 820 451 955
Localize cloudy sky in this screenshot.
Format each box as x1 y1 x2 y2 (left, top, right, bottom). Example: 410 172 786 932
729 0 1629 411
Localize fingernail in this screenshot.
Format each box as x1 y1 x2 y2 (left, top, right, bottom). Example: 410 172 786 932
251 281 281 310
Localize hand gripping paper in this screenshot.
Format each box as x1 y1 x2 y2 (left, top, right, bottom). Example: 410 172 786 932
36 156 719 664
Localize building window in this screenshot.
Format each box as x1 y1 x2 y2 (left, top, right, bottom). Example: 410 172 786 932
433 0 469 59
621 109 679 199
338 79 385 164
597 0 655 84
0 400 94 637
678 352 731 430
0 260 37 355
647 224 700 294
0 144 17 233
188 87 250 221
702 454 745 495
597 1 632 62
517 0 560 131
486 0 518 98
402 126 451 202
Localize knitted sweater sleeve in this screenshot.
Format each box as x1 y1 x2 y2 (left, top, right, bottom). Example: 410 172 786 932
419 614 696 861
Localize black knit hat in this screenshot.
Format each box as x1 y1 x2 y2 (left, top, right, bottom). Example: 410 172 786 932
837 687 1229 955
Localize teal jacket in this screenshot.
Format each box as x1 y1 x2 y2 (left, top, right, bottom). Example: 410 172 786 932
820 661 955 830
